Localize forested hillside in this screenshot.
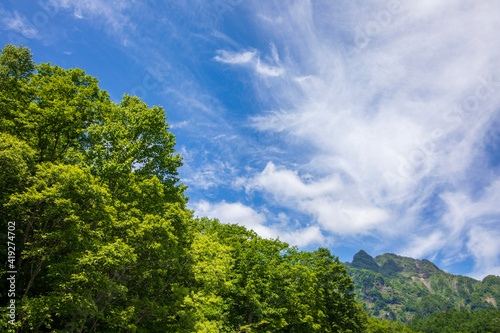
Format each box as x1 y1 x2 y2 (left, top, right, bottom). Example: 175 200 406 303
347 250 500 322
408 309 500 333
0 44 376 332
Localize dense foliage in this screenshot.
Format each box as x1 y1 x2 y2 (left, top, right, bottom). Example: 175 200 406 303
0 44 367 332
347 251 500 323
365 317 419 333
408 309 500 333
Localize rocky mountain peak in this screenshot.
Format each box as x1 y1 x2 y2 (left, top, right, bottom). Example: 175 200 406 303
351 250 380 272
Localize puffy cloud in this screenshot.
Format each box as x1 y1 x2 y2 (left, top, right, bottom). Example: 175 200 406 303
192 200 327 247
240 162 390 234
194 200 270 236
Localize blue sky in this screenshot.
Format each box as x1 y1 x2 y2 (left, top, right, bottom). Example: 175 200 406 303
2 0 500 279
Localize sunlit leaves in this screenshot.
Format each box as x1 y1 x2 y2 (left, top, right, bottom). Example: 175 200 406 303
0 44 192 332
196 219 367 332
0 44 369 332
0 44 35 134
81 94 185 205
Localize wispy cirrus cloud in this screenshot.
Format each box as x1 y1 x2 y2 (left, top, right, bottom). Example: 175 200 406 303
211 0 500 277
214 49 256 64
467 227 500 279
0 9 38 39
49 0 133 33
214 43 284 77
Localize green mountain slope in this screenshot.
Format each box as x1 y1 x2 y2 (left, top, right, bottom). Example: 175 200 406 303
346 250 500 323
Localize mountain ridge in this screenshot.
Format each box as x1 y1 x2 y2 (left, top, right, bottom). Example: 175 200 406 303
346 250 500 322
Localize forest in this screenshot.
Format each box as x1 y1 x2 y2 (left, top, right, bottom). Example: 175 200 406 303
1 44 499 332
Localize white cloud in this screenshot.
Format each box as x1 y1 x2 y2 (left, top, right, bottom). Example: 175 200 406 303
192 200 326 247
436 180 500 278
279 225 326 248
241 162 390 234
50 0 133 35
194 200 269 235
169 120 189 129
467 227 500 280
0 10 38 38
182 158 237 191
247 162 343 199
402 231 445 260
215 43 285 77
73 7 84 19
211 30 239 47
255 59 284 77
214 49 256 64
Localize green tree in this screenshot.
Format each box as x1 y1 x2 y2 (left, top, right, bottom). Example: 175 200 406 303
0 44 35 134
408 309 500 333
0 44 372 332
366 317 419 333
197 219 367 332
0 44 193 332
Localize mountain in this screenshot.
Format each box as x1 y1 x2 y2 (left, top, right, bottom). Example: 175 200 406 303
346 250 500 323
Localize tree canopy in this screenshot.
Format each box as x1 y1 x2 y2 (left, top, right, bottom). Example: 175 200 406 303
0 44 368 332
408 309 500 333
